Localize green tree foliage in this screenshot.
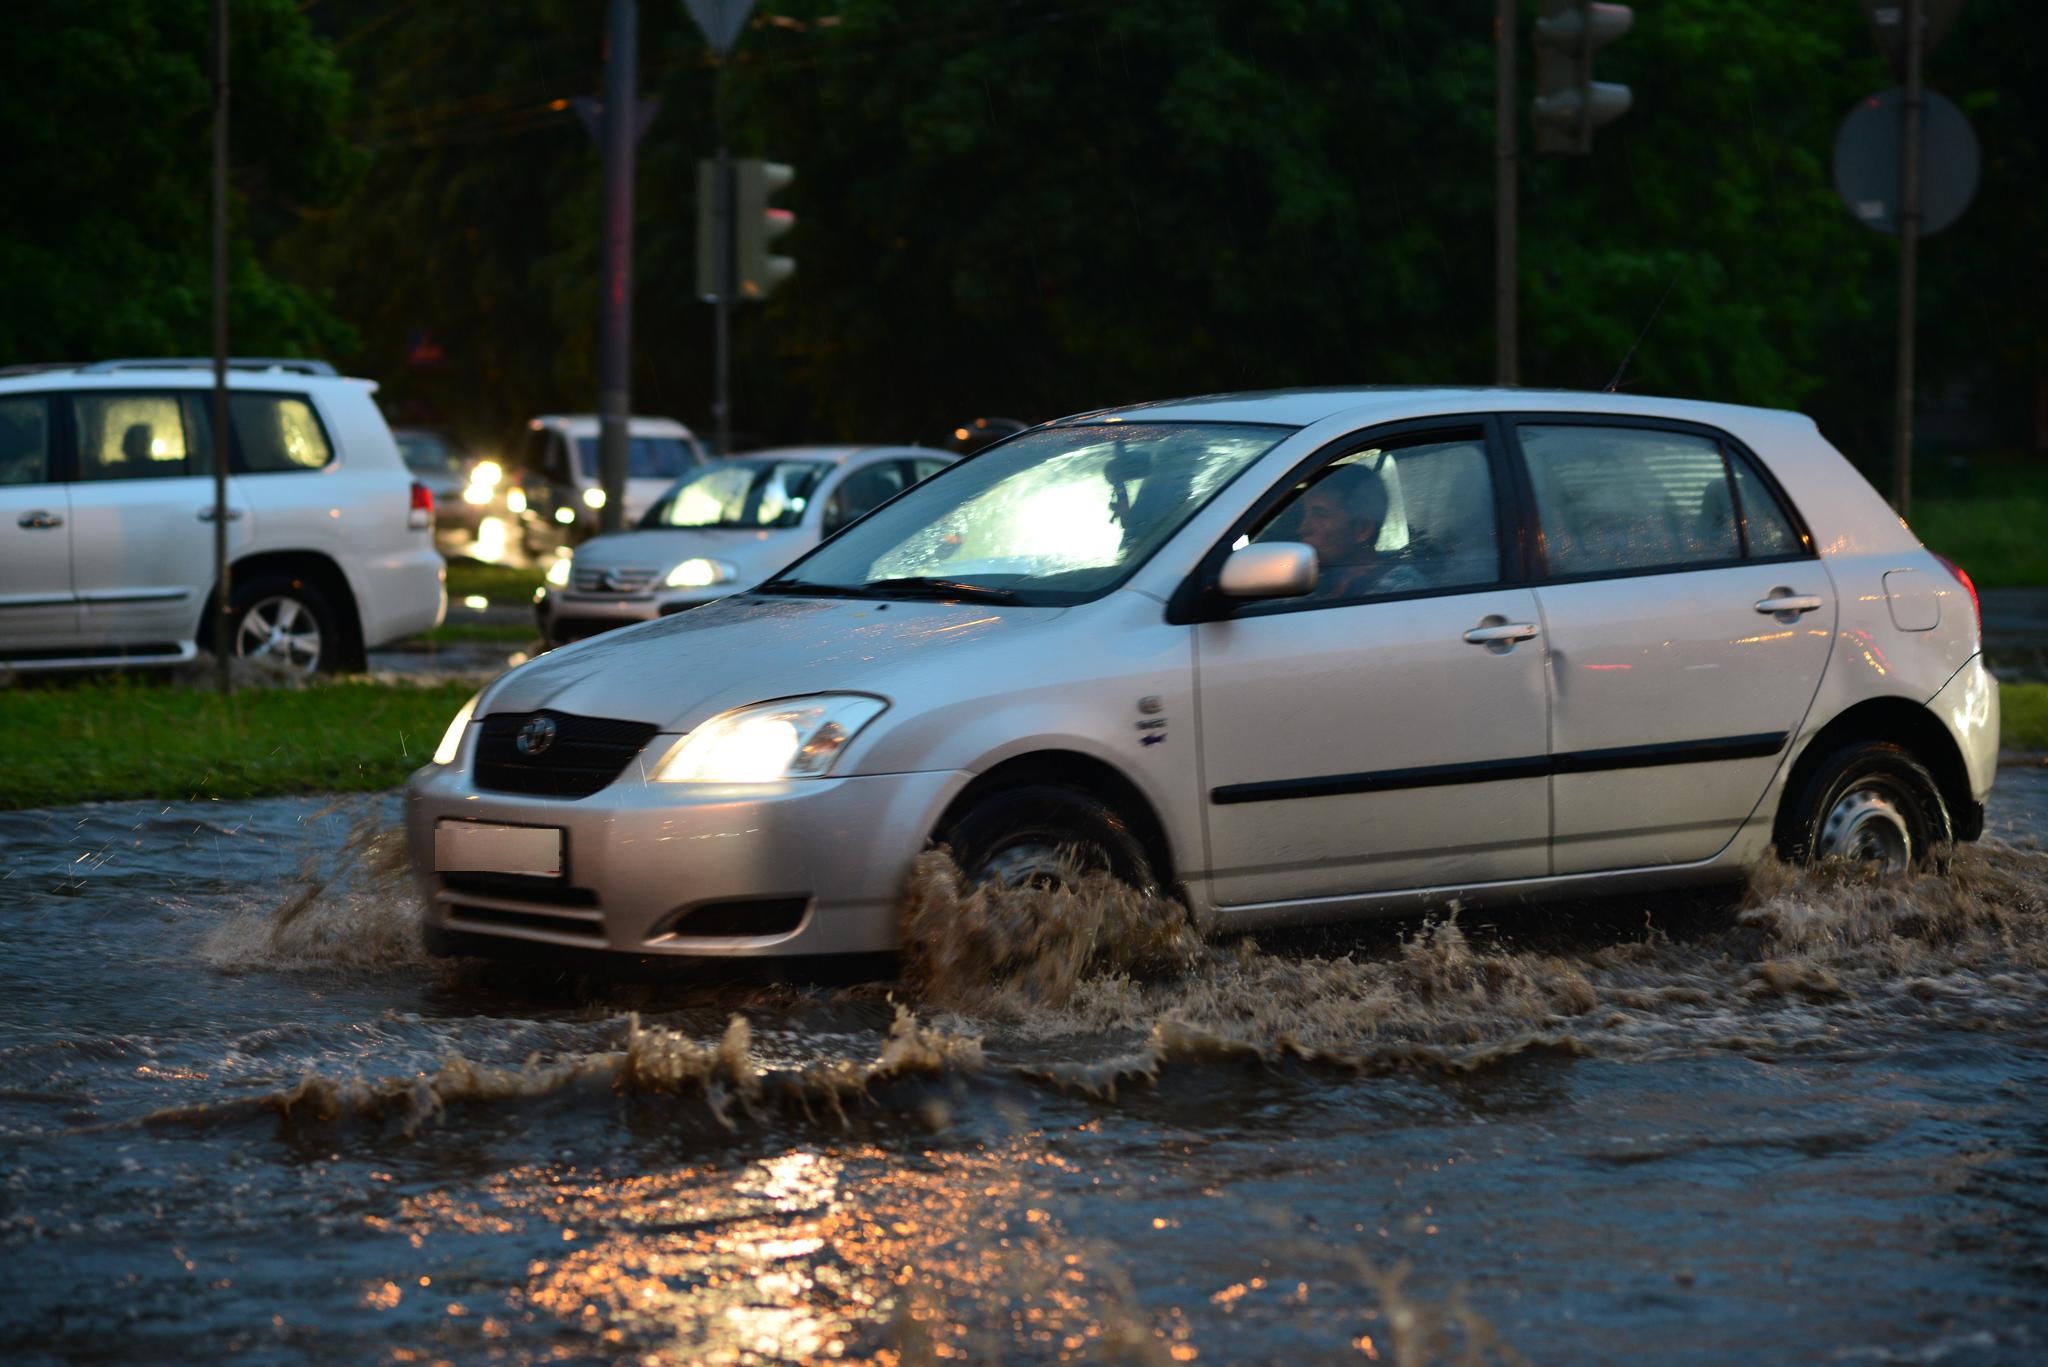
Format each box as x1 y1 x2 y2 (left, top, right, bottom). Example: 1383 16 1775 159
0 0 360 365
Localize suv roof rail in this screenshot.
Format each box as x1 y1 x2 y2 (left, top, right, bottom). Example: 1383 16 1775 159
0 361 89 378
77 357 340 377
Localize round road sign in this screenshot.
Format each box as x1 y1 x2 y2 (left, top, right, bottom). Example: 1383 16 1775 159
1833 87 1980 236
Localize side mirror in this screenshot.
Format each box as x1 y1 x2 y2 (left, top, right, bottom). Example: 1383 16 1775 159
1217 542 1317 600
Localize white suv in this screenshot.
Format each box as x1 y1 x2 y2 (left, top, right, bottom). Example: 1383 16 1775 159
0 358 445 674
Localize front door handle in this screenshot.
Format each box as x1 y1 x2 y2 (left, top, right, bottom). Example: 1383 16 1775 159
1754 592 1822 616
16 511 63 529
196 507 245 522
1464 621 1540 645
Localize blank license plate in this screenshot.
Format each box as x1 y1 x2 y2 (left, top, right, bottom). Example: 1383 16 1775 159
434 821 563 878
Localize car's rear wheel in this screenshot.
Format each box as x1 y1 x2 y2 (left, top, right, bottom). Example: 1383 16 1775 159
940 783 1158 893
229 575 341 676
1779 740 1951 875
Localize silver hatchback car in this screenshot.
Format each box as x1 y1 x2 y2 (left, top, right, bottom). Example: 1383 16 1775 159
407 388 1998 964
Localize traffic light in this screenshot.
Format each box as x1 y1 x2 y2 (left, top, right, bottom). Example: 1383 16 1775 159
695 159 796 301
1532 1 1633 155
735 160 795 300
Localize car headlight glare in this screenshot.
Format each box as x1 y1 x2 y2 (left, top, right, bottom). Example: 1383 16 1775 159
665 557 735 589
652 695 886 783
471 460 502 488
505 487 528 514
544 555 572 587
432 693 481 766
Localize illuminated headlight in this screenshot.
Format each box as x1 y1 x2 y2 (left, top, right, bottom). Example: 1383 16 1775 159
582 487 607 509
506 487 528 514
554 506 576 524
545 555 572 588
470 460 503 488
665 557 735 589
432 693 481 765
652 695 886 783
461 483 491 506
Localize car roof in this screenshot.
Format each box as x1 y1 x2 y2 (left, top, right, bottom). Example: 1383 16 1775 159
1058 386 1821 439
530 414 698 437
0 359 372 395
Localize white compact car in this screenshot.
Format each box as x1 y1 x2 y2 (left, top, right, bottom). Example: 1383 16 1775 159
408 388 1998 964
0 358 444 674
536 445 955 646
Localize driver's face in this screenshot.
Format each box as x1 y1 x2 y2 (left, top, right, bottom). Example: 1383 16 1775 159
1295 486 1377 562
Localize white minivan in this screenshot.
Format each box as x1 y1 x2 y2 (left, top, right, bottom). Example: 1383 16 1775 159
0 358 444 674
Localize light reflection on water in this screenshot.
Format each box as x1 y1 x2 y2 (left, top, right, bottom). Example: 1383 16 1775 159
0 769 2043 1363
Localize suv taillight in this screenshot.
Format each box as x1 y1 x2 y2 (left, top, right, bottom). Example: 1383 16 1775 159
409 480 434 531
1932 552 1981 639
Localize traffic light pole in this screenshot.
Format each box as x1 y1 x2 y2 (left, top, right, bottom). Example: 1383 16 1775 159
1494 0 1518 386
1893 0 1923 517
597 0 637 534
211 0 232 697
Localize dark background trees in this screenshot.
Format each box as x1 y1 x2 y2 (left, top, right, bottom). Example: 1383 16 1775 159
3 1 2039 472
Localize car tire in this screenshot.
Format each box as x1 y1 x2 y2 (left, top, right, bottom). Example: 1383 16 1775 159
940 783 1159 893
1778 740 1951 875
228 575 342 677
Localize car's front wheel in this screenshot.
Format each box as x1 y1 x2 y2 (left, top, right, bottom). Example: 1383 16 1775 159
228 575 342 676
940 783 1159 894
1779 740 1951 875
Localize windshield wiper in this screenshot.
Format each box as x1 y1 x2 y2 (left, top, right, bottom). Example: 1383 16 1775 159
755 576 1025 604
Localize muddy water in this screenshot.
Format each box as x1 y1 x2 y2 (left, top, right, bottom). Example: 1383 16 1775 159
2 769 2046 1364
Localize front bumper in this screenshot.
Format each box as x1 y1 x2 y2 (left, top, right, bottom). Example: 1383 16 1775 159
405 757 963 960
536 589 727 644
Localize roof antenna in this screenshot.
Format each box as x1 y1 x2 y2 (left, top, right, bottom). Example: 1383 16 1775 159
1606 263 1684 393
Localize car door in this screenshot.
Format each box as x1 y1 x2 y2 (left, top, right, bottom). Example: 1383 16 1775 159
1508 417 1834 872
0 392 78 653
1195 421 1552 909
65 390 250 650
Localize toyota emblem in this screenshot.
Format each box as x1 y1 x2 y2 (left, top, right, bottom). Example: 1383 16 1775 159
515 715 558 757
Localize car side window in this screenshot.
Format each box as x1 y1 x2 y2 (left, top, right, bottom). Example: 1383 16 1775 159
1249 433 1501 603
0 395 50 485
230 393 332 473
1728 449 1805 557
1519 425 1739 576
71 392 200 481
823 462 908 533
910 458 950 481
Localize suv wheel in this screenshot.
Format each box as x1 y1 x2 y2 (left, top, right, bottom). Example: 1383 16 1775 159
1780 740 1951 875
941 784 1158 892
230 576 340 677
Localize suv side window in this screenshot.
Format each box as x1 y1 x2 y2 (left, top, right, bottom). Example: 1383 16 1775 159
0 395 51 485
71 392 201 481
823 462 908 533
230 393 333 473
1518 425 1739 576
1248 432 1502 604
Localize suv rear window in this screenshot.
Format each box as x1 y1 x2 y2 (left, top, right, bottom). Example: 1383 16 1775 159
231 394 333 473
72 392 200 481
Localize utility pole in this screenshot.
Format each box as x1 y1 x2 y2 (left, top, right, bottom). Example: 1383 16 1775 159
211 0 232 696
1494 0 1518 386
596 0 638 533
1893 0 1923 518
714 71 733 458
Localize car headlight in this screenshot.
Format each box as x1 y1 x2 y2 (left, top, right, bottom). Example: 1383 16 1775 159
665 557 736 589
432 693 481 766
545 555 572 587
470 460 502 488
651 695 887 783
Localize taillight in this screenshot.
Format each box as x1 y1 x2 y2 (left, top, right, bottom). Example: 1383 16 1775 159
409 480 434 531
1931 552 1981 639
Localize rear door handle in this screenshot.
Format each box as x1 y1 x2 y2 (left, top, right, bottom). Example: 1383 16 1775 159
16 511 63 529
196 507 245 522
1464 622 1540 645
1754 593 1822 615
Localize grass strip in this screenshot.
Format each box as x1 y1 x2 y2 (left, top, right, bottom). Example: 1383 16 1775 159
0 679 475 809
1910 457 2048 589
2005 682 2048 752
445 559 545 602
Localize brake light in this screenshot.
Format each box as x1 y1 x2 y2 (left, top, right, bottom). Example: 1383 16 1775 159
409 480 434 531
1931 552 1980 638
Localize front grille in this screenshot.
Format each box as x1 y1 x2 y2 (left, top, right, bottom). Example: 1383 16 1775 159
474 710 660 798
572 565 659 594
439 871 598 907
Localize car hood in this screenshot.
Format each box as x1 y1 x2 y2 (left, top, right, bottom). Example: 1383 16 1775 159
572 527 811 587
479 593 1063 732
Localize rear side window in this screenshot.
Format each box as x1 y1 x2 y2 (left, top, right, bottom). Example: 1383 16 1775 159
823 462 908 532
0 395 50 485
231 394 333 473
72 392 201 481
1519 425 1738 576
1729 451 1805 557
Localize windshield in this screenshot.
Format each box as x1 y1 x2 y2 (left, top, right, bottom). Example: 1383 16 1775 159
640 459 833 530
762 422 1287 605
395 432 460 473
574 435 699 480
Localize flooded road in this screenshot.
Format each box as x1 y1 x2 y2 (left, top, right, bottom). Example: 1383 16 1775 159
3 767 2045 1364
